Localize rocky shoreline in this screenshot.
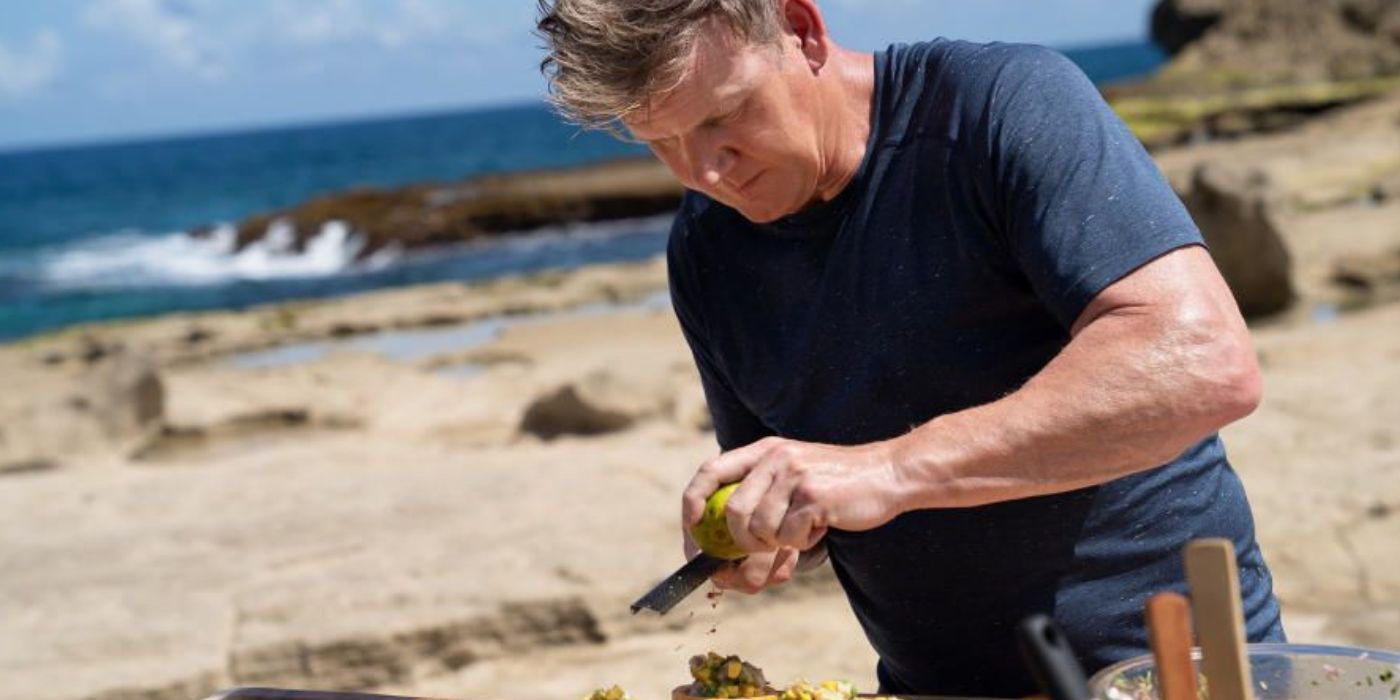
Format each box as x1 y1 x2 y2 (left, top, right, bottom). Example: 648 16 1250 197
2 240 1397 700
195 0 1400 325
206 157 682 263
4 3 1400 700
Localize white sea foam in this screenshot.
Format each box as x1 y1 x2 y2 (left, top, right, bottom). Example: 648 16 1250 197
29 219 393 291
12 213 672 295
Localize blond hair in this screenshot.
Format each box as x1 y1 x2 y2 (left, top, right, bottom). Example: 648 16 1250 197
536 0 784 131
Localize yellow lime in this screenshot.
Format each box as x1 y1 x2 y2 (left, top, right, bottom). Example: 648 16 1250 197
690 483 746 560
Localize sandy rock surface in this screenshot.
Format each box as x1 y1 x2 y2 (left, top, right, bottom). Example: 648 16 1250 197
3 94 1400 700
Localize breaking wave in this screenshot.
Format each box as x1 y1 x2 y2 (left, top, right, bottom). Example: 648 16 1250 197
11 220 400 292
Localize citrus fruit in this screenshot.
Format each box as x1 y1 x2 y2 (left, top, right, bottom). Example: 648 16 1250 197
689 483 746 560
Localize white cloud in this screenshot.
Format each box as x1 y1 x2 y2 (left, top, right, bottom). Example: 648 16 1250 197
82 0 226 80
0 29 63 97
272 0 453 49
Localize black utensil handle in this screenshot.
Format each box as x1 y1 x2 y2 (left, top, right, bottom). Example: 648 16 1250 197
629 553 729 614
1017 614 1090 700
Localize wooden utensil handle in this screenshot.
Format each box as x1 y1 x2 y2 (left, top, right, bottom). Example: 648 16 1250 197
1147 592 1199 700
1184 538 1254 700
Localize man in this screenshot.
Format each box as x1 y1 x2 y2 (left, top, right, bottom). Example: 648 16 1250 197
538 0 1284 695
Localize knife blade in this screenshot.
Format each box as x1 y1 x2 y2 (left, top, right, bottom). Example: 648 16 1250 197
630 553 731 615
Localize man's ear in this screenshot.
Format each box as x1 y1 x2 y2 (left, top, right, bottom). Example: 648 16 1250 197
781 0 830 72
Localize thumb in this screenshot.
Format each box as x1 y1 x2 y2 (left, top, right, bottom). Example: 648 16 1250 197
682 529 701 560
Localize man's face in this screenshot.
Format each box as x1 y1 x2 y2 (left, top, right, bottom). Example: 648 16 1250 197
624 21 823 224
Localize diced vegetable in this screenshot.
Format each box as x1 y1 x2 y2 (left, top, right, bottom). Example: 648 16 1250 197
687 652 771 698
582 685 633 700
779 679 858 700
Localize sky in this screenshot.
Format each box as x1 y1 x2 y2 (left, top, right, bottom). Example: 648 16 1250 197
0 0 1158 151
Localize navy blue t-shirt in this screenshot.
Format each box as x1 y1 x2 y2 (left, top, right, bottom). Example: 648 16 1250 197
666 41 1284 696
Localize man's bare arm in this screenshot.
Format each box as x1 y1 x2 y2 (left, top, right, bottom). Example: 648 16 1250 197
683 244 1261 572
890 244 1261 510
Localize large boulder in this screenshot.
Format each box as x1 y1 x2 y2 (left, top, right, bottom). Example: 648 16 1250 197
1114 1 1400 147
1151 0 1230 55
1150 0 1400 86
1179 163 1296 317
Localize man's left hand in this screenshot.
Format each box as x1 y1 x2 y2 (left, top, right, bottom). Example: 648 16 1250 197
681 436 908 554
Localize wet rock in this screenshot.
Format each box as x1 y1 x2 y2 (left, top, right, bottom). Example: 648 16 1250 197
1179 162 1296 317
228 158 683 262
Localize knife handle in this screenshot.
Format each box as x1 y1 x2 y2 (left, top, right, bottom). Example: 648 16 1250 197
795 537 829 572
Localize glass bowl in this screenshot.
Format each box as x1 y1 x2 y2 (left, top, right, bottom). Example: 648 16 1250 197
1089 643 1400 700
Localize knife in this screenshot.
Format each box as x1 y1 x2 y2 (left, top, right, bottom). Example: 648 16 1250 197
630 553 731 615
630 539 829 615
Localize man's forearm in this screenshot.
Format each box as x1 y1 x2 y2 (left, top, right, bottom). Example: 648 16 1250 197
887 285 1261 510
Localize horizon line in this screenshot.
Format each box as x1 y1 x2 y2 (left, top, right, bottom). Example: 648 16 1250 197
0 35 1155 157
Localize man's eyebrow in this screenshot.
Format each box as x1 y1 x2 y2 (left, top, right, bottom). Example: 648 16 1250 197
707 97 741 123
633 90 748 144
698 92 749 128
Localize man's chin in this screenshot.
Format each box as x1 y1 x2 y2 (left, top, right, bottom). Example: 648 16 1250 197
729 198 790 224
741 208 785 224
702 188 792 223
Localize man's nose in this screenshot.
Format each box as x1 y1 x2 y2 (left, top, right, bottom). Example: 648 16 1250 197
682 135 735 188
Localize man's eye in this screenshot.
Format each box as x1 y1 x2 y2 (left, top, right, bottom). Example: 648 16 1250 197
702 107 741 130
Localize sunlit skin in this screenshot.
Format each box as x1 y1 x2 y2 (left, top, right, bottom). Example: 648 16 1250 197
643 1 1263 594
622 3 872 224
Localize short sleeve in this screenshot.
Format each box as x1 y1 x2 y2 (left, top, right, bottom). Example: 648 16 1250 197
666 208 772 451
982 45 1203 328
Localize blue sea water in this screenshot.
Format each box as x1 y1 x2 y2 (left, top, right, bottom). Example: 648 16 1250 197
0 40 1165 342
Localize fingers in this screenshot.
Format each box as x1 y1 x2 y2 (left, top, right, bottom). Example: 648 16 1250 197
724 466 777 553
681 437 779 527
709 560 748 591
710 548 799 594
741 454 801 550
769 546 799 585
775 507 822 551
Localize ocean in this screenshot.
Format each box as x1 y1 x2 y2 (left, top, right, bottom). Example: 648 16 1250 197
0 40 1165 342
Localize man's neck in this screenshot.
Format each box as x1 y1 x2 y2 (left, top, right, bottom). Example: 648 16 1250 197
812 47 876 205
